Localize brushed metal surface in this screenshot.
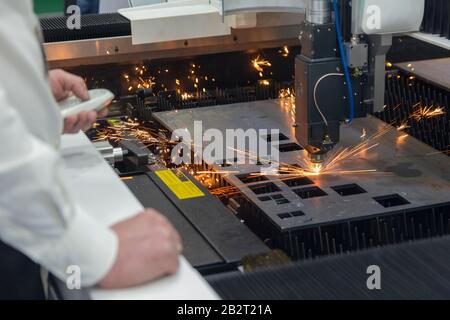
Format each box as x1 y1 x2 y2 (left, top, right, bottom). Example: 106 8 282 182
396 58 450 91
154 99 450 231
45 23 301 68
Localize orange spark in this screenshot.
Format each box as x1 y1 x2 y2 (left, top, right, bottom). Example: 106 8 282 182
397 121 410 131
361 128 367 139
252 55 272 73
411 105 446 122
279 46 290 57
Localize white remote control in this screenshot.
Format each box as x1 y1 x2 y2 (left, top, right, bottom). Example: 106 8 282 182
59 89 115 119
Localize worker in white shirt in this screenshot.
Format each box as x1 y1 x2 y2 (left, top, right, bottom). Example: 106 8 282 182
0 1 181 299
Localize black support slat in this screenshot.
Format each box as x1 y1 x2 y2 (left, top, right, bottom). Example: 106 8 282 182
208 236 450 300
421 0 450 40
375 71 450 154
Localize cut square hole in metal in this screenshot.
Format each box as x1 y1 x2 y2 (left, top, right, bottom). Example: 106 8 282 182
374 194 410 208
278 143 303 153
283 177 314 188
262 133 290 143
294 186 328 199
278 213 292 220
237 173 269 184
332 184 367 197
278 211 305 220
259 194 290 204
276 199 290 205
291 211 305 217
271 194 290 205
249 182 281 195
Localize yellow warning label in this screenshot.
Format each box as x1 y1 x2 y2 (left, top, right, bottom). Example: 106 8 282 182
108 119 122 127
156 170 205 200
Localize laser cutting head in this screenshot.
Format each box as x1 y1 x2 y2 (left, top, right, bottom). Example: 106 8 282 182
306 135 339 174
294 19 346 167
309 152 326 164
309 153 325 174
306 134 335 169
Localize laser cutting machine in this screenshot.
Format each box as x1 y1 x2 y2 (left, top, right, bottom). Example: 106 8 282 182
295 0 425 165
42 0 450 299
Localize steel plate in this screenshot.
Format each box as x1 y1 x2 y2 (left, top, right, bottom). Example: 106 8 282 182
154 100 450 231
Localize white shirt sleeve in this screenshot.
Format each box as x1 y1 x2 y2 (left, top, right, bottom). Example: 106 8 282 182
0 1 118 287
0 88 118 287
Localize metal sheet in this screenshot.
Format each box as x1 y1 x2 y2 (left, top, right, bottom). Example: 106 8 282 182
154 100 450 231
396 58 450 91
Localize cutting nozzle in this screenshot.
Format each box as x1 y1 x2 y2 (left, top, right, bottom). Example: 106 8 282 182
308 152 327 173
309 152 326 164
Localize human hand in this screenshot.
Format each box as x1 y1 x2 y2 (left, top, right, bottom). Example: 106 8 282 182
49 69 89 102
49 69 109 133
99 209 182 289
